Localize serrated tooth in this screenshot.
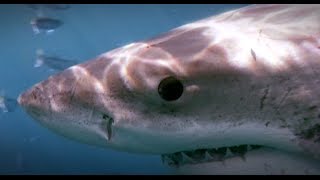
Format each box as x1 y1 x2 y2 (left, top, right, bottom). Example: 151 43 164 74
181 152 195 163
184 150 193 157
225 147 233 157
204 151 213 161
208 150 224 161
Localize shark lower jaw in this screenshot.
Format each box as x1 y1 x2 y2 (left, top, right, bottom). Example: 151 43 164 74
155 125 320 174
161 144 264 167
172 147 320 175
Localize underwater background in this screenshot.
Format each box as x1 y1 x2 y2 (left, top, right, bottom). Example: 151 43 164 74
0 4 248 175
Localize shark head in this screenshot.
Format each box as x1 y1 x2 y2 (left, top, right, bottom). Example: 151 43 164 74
18 4 320 174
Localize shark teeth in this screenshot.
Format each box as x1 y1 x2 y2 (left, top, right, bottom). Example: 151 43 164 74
181 152 195 164
161 144 263 167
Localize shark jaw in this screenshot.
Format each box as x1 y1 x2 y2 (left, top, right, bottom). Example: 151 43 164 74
173 147 320 175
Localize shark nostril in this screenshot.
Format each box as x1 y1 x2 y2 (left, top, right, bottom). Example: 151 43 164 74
17 85 47 109
17 91 31 107
32 92 37 100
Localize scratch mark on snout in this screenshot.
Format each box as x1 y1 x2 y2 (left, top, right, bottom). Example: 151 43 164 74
69 80 78 103
260 86 269 110
251 48 257 61
275 88 292 112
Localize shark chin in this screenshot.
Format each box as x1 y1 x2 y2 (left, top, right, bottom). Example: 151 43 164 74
18 4 320 174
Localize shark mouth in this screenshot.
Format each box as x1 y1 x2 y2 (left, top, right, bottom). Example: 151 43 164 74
161 144 263 167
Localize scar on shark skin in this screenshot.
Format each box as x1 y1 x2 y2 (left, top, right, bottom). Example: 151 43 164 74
259 86 269 110
251 48 257 61
69 82 77 103
275 88 292 112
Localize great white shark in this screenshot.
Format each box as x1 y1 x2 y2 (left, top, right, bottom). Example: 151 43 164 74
18 4 320 174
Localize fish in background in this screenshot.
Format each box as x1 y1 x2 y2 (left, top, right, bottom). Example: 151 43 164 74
30 17 63 34
23 136 40 143
44 4 71 10
34 49 78 71
0 90 18 113
26 4 71 11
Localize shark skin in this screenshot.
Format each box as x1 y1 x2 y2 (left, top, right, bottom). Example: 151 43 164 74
18 4 320 174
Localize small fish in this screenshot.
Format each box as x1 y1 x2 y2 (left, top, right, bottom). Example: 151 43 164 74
26 4 41 10
43 4 71 10
0 90 17 113
34 49 77 71
26 4 70 11
30 17 63 34
23 136 40 143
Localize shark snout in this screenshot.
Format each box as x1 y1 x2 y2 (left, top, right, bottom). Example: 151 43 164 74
18 84 48 112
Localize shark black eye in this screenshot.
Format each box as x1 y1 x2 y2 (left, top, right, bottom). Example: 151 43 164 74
158 76 183 101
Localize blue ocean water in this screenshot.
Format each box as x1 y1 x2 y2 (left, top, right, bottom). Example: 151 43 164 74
0 4 248 175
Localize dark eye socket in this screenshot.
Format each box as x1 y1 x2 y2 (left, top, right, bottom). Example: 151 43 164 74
158 76 183 101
